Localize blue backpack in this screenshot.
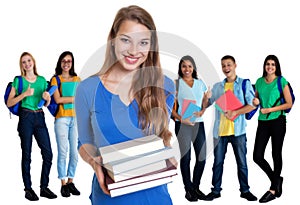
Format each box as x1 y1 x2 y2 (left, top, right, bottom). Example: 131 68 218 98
47 75 61 117
4 76 23 117
43 75 60 117
242 79 258 120
274 76 295 113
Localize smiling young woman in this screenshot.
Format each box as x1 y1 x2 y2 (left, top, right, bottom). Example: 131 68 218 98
75 5 176 205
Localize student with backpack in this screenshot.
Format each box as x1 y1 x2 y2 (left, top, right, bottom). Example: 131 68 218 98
50 51 81 197
202 55 257 201
252 55 293 203
171 55 208 202
6 52 57 201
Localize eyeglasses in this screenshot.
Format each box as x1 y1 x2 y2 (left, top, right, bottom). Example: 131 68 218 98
61 60 72 64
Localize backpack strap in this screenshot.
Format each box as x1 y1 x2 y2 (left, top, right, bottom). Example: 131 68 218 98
241 79 254 104
16 76 23 95
52 75 61 89
56 75 61 88
175 79 179 98
171 79 179 120
277 76 285 102
241 79 247 104
266 76 283 119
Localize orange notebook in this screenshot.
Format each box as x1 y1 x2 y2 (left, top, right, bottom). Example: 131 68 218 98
215 90 243 121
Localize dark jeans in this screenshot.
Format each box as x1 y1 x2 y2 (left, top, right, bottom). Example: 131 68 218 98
253 115 286 190
175 121 206 191
17 109 53 190
211 134 250 194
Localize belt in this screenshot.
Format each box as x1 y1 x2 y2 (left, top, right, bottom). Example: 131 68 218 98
22 108 43 113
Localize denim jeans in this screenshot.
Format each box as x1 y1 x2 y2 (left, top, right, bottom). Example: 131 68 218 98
54 117 79 179
211 134 250 194
17 109 53 190
175 121 206 191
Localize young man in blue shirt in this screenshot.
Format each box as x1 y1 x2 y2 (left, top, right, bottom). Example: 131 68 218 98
202 55 257 201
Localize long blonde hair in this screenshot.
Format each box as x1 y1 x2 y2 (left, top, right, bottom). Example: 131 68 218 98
19 52 38 76
99 5 172 144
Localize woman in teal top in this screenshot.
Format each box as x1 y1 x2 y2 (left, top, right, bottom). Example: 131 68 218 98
6 52 57 201
171 55 207 202
253 55 293 203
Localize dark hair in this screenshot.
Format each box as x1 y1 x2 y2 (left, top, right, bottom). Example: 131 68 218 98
262 54 282 77
55 51 77 76
221 55 236 63
178 55 198 79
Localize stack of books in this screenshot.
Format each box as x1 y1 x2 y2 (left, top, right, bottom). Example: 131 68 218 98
99 134 177 197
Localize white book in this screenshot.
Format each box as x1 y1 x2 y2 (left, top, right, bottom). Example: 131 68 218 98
103 147 175 178
106 160 167 182
106 161 177 190
109 176 174 198
99 134 165 164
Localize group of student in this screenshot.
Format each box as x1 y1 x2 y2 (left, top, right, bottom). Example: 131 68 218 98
172 54 293 204
6 51 81 201
6 4 293 205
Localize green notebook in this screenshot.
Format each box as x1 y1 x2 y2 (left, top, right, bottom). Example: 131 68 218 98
62 82 78 110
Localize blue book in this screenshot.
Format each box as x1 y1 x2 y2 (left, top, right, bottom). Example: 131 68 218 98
37 85 58 109
182 103 201 122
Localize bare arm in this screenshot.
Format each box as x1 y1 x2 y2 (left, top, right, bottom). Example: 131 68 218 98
6 85 33 107
53 89 74 104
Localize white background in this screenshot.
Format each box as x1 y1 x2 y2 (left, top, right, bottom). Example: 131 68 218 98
0 0 298 204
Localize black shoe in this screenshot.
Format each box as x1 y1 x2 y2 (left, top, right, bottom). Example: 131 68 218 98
25 189 39 201
185 190 198 202
40 187 57 199
259 191 276 203
61 185 70 197
204 192 221 201
195 189 206 200
275 176 283 197
67 182 80 195
240 191 257 201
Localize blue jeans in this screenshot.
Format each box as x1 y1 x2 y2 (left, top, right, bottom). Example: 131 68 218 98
17 109 53 190
54 117 79 179
211 134 250 194
175 121 206 191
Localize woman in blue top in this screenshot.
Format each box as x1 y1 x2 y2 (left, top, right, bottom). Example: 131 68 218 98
171 55 207 202
75 5 176 205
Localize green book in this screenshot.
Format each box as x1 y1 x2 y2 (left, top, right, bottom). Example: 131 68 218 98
62 82 78 110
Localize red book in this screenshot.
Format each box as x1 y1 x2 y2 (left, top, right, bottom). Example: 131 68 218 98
215 89 243 121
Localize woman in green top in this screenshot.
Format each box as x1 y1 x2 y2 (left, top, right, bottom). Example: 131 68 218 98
6 52 57 201
252 55 293 203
